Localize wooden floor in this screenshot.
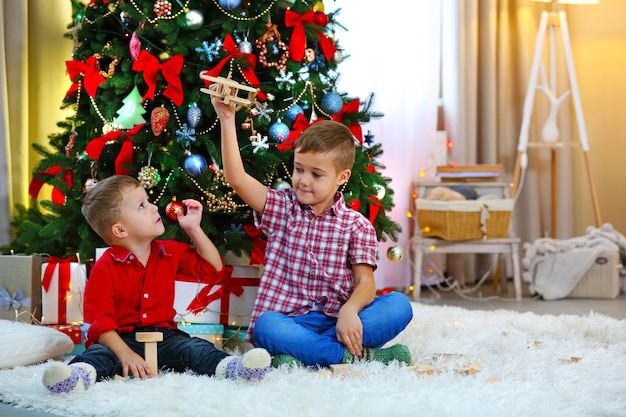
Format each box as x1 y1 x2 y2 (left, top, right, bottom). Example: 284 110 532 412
412 277 626 320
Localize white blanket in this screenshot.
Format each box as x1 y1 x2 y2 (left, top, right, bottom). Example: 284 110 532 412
522 224 626 300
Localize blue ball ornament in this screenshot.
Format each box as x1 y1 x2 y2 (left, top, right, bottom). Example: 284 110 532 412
321 92 343 115
184 153 208 177
269 121 290 142
218 0 241 10
285 104 304 123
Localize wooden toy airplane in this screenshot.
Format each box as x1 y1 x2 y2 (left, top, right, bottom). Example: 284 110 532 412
199 72 259 111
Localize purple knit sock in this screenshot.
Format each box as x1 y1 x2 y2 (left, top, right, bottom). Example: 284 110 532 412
46 365 94 394
224 356 270 381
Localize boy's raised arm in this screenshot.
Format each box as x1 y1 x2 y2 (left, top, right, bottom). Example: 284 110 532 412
211 92 268 214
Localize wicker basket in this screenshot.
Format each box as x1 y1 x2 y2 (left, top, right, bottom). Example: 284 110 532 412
567 251 621 299
415 199 514 240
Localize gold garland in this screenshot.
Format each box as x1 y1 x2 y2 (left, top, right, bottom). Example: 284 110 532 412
128 0 192 25
210 0 273 22
151 168 248 213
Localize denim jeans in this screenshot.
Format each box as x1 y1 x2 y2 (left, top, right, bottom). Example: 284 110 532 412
69 327 228 381
253 292 413 367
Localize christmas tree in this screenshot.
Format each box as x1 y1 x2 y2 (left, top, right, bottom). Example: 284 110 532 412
4 0 401 262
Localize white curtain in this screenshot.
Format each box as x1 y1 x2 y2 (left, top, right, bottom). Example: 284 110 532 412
332 1 442 288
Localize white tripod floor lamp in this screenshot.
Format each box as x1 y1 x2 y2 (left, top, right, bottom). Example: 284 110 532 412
511 0 602 237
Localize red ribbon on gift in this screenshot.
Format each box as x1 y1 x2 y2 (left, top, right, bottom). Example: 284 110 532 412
185 266 259 324
243 225 267 265
285 10 336 62
132 51 184 106
332 99 363 144
186 280 225 315
277 113 324 151
42 257 77 324
29 166 74 205
217 266 260 325
199 34 266 102
85 124 144 175
65 56 105 99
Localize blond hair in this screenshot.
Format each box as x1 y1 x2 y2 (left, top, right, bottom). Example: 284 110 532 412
81 175 141 243
294 120 356 172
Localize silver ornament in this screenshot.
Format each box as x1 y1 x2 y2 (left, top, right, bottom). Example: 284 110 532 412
84 178 99 193
386 246 405 262
185 10 204 30
187 103 202 128
238 40 253 54
272 178 292 191
333 50 343 63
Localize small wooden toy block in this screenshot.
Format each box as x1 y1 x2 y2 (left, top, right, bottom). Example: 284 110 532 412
329 364 363 379
452 359 483 376
559 356 582 364
136 331 163 376
407 364 435 375
199 72 259 111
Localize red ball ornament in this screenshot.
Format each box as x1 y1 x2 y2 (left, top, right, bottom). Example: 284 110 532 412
313 11 328 27
165 200 186 222
349 198 361 211
151 107 169 137
366 164 376 173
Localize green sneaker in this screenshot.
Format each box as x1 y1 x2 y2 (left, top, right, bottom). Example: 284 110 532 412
271 354 303 368
343 344 412 366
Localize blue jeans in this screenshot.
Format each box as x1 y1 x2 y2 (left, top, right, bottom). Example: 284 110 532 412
69 327 228 381
253 292 413 367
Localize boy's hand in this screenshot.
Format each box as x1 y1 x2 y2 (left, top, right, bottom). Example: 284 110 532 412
336 306 364 357
118 350 155 379
209 84 237 120
177 199 203 231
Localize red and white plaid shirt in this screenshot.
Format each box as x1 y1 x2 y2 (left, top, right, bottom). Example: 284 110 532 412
247 188 378 342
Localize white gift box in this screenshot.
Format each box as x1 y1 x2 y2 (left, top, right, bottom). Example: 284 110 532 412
174 265 261 326
41 260 86 324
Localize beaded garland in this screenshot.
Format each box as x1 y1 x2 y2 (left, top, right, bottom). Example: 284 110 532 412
255 33 288 73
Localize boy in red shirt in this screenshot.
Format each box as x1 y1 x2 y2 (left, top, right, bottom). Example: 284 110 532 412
43 175 270 394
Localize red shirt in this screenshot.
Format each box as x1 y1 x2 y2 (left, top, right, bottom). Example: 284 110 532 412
248 188 378 341
84 240 224 348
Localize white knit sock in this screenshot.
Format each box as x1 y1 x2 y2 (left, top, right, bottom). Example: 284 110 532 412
43 362 96 394
215 348 271 382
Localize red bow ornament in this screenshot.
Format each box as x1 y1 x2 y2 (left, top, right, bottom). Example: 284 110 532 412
65 56 105 99
85 124 144 175
277 113 324 151
29 166 74 205
199 35 266 102
332 99 363 144
285 10 336 62
132 51 184 106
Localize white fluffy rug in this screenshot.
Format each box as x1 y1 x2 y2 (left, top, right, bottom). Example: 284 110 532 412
1 303 625 417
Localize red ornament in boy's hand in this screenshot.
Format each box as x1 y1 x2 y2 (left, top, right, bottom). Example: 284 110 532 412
165 200 186 222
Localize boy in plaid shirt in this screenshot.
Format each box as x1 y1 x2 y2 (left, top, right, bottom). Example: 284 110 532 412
212 94 413 368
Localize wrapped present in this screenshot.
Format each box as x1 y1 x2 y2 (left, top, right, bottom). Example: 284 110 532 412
47 324 85 356
174 265 261 326
177 323 224 350
95 247 110 261
223 326 254 353
0 254 46 323
41 258 87 324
